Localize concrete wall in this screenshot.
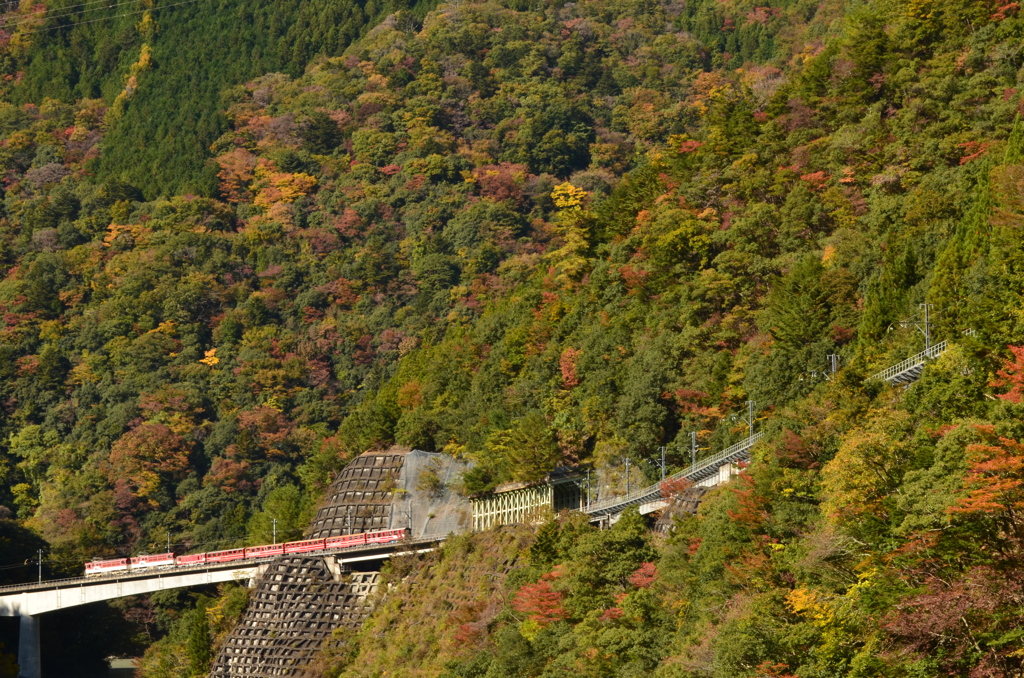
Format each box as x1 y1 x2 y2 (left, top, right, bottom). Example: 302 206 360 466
694 462 739 489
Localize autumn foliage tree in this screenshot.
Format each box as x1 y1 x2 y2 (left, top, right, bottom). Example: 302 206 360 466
512 568 569 627
991 345 1024 403
948 427 1024 554
883 428 1024 674
215 148 257 203
105 424 191 511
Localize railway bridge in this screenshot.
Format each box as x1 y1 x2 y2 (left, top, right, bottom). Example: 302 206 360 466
583 432 763 521
0 538 440 678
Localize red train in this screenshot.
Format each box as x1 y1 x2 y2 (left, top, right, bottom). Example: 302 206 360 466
84 528 410 577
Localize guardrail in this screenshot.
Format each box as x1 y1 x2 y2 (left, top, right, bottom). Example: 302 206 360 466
584 432 764 516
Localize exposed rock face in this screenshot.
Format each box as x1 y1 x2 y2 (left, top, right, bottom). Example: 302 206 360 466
653 485 709 533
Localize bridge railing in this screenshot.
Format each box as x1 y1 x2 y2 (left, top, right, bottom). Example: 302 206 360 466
870 330 975 384
585 432 763 515
870 341 948 383
0 558 270 595
0 536 439 595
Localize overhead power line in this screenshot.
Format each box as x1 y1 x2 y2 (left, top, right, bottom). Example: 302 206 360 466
13 0 202 35
2 0 141 28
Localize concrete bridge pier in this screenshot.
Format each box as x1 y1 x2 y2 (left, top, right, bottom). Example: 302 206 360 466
17 614 40 678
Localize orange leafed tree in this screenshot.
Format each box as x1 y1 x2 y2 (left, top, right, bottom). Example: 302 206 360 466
948 426 1024 524
559 347 581 389
216 148 258 203
253 170 317 208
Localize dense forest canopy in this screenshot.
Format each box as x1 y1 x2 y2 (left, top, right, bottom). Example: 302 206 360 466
0 0 438 197
0 0 1023 672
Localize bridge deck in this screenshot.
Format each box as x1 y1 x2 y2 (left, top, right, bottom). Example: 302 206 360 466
0 537 439 603
584 433 763 517
871 341 948 385
871 331 974 386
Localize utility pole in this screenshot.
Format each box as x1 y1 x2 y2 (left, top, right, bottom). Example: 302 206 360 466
166 534 171 554
586 469 591 510
272 519 277 545
746 400 756 438
37 549 42 583
625 458 630 496
920 303 932 351
659 446 666 482
690 432 697 469
345 507 352 535
827 353 839 377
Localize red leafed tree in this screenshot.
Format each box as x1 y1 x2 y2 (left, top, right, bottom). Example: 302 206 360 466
884 566 1024 676
559 347 581 389
660 476 692 498
204 457 254 493
333 208 364 238
948 427 1024 537
512 573 569 626
237 406 294 457
728 471 770 529
317 277 360 307
882 427 1024 673
775 429 822 470
628 562 657 588
619 264 649 293
473 162 530 206
664 388 718 417
105 424 190 509
991 345 1024 403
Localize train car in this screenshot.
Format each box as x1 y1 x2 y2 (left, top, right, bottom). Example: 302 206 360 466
130 553 176 570
206 548 246 563
283 538 326 554
245 544 285 558
85 558 129 576
365 528 410 544
84 528 414 577
324 533 367 549
175 553 207 566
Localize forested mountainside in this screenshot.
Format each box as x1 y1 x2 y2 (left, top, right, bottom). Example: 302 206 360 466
0 0 1023 671
0 0 432 198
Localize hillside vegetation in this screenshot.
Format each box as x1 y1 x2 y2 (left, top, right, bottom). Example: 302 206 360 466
0 0 433 197
0 0 1023 671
